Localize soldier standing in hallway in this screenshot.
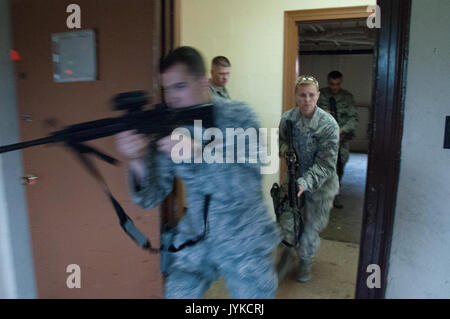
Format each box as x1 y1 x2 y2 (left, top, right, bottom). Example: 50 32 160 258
277 75 339 283
209 56 231 99
317 71 358 209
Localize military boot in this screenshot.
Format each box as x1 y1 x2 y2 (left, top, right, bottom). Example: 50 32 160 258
276 247 295 282
296 257 312 283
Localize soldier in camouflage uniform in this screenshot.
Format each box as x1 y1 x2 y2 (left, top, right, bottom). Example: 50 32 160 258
115 47 280 298
277 75 339 283
209 56 231 99
317 71 358 209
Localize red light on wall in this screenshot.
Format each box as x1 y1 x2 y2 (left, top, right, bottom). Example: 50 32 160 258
10 49 21 61
64 70 73 75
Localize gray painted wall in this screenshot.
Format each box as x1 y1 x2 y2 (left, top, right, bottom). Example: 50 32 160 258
386 0 450 298
0 0 37 298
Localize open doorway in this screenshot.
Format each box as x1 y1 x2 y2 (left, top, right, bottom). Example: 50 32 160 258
171 1 410 299
274 19 375 298
276 2 411 299
299 19 375 243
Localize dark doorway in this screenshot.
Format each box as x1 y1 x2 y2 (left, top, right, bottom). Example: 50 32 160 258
278 0 412 298
298 19 375 246
274 18 375 298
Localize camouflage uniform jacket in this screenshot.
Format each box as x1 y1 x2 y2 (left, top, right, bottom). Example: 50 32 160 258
209 84 231 99
317 87 358 141
129 95 280 272
279 106 340 198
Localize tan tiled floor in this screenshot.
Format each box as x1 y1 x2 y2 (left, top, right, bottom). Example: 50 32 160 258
203 238 359 299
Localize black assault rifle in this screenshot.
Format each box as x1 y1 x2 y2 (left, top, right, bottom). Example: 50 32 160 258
0 90 214 154
271 119 304 247
285 120 300 209
0 90 215 253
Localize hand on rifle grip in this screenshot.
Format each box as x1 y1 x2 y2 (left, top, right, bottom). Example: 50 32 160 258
297 184 304 197
115 130 150 161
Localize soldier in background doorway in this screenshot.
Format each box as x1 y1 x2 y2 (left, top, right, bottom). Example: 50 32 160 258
209 56 231 99
317 71 358 209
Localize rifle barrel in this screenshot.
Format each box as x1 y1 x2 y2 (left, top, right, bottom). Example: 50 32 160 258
0 135 60 154
0 103 214 155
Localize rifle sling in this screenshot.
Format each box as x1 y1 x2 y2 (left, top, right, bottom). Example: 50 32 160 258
68 142 210 255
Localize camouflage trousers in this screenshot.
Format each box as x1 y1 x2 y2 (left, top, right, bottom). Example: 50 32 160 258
338 142 350 182
279 188 335 259
162 233 278 299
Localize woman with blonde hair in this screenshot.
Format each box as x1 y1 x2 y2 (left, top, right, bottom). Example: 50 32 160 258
277 75 340 282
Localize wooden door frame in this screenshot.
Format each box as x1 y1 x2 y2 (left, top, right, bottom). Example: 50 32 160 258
355 0 411 298
283 1 411 298
282 6 372 113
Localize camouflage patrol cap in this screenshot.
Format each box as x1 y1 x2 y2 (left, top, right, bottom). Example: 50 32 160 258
295 75 319 91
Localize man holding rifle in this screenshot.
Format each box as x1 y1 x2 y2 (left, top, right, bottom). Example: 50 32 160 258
115 46 280 298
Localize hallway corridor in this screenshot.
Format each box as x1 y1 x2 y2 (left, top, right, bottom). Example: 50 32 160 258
204 153 368 299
